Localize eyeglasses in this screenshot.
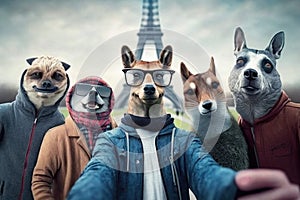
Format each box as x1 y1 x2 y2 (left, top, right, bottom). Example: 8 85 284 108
122 69 175 87
74 83 111 97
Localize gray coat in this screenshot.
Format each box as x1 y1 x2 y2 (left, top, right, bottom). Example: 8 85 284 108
0 70 68 200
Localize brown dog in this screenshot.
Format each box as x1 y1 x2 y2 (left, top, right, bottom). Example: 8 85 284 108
0 56 70 200
181 57 248 171
23 56 70 110
121 45 174 117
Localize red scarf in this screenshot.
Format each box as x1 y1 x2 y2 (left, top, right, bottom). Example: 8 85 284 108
65 76 115 150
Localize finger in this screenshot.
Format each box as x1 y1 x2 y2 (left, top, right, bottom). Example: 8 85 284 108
237 185 300 200
236 169 289 191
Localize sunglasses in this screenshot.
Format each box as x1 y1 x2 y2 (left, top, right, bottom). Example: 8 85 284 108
74 83 111 97
122 69 175 87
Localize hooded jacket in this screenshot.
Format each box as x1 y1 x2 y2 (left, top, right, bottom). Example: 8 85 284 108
32 76 116 200
239 91 300 185
67 114 238 200
0 70 69 200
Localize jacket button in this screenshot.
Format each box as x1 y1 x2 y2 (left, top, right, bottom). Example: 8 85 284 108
136 160 140 164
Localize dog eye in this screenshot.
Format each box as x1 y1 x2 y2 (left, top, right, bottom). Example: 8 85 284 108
186 88 195 95
30 72 42 79
52 72 64 81
236 58 247 68
261 59 273 73
211 82 219 89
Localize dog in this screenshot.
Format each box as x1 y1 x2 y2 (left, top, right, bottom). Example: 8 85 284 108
180 57 249 171
228 27 300 184
0 56 70 199
121 45 174 117
23 56 70 110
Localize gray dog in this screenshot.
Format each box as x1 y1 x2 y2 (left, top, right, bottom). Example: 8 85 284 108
228 27 300 185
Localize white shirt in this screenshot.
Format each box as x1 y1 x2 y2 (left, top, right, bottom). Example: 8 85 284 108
136 128 167 200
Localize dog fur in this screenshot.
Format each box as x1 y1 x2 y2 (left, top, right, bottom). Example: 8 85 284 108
121 45 173 117
228 27 300 184
181 57 249 171
23 56 70 110
228 27 284 124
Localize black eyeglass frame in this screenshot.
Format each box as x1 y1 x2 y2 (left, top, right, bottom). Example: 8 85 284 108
122 68 175 87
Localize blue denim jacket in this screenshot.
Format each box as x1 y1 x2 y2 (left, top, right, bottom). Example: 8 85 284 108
67 119 237 200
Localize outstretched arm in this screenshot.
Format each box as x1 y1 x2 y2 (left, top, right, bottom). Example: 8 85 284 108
235 169 300 200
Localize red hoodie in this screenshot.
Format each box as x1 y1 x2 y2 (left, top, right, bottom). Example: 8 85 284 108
239 91 300 185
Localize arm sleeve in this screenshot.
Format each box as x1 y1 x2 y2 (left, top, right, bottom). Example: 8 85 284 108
187 137 238 200
67 132 118 200
31 129 60 200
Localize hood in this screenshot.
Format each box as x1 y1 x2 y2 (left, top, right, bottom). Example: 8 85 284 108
15 69 70 117
239 90 290 127
66 76 115 151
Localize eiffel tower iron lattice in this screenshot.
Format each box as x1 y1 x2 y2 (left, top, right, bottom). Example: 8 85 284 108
115 0 184 115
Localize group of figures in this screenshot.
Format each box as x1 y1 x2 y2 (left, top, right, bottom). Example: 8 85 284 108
0 27 299 200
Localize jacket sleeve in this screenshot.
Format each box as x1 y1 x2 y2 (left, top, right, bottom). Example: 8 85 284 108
186 136 238 200
31 128 60 200
67 132 118 200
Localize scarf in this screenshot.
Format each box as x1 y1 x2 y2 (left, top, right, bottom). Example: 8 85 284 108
66 76 115 151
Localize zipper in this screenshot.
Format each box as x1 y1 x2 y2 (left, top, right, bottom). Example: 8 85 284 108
18 117 38 200
250 126 260 168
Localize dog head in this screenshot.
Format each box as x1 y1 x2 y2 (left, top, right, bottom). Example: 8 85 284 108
121 45 174 117
23 56 70 110
70 77 113 114
181 57 224 115
228 27 284 122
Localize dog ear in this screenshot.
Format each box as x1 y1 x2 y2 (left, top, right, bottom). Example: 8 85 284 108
26 57 38 65
180 62 193 83
265 31 285 59
61 61 71 71
159 45 173 68
234 27 247 55
209 57 216 75
121 45 135 68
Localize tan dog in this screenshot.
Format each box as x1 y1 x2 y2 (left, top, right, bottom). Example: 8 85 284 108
121 45 174 117
181 57 248 171
0 56 70 200
23 56 70 110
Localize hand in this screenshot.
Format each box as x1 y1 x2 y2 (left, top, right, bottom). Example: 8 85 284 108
235 169 300 200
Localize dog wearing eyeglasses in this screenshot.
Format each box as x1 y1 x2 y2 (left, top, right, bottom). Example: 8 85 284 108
32 76 117 200
229 27 300 184
121 45 174 117
0 56 70 200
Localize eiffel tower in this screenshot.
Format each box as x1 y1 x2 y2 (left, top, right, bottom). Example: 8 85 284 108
115 0 184 115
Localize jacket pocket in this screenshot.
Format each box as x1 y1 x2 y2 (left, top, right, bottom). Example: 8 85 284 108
271 142 292 157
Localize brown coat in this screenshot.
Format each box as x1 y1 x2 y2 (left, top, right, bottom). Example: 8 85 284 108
239 91 300 185
31 116 91 200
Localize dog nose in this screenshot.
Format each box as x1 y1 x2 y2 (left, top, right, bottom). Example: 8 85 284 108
42 80 52 88
202 100 212 110
144 84 155 95
244 69 258 80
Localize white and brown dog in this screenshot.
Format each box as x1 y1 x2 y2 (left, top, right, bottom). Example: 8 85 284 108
0 56 70 199
181 57 249 171
228 27 300 185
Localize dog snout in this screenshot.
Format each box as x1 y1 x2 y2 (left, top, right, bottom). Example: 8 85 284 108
202 100 212 110
42 80 53 89
143 84 156 95
244 69 258 80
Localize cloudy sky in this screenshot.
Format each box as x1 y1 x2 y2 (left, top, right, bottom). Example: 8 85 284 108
0 0 299 95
